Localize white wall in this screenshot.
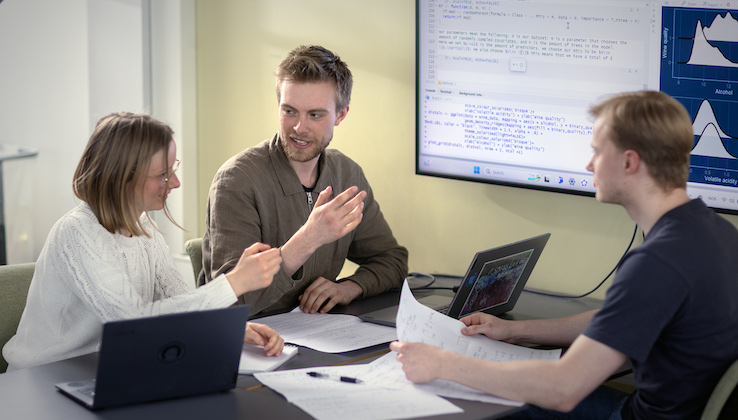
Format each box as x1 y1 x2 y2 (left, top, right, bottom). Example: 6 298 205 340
88 0 147 128
149 0 199 283
0 0 196 267
0 0 92 263
149 0 199 256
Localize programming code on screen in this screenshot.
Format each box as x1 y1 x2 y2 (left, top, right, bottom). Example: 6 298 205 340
417 0 738 213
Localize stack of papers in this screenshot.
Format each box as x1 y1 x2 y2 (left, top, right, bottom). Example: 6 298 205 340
254 309 397 353
255 281 563 420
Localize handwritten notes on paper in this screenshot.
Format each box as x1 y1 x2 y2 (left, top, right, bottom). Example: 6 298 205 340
255 281 563 418
255 309 397 353
396 281 561 363
357 351 523 406
385 280 561 405
255 366 462 420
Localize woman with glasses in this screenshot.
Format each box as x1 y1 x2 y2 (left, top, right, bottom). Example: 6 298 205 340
3 112 284 371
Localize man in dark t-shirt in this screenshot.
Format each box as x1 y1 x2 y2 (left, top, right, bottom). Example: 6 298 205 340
390 91 738 419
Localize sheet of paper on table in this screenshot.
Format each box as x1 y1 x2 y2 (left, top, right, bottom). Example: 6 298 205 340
256 281 562 417
255 365 463 420
255 308 397 353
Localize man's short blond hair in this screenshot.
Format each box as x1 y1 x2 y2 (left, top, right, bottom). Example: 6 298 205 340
590 91 693 190
275 45 352 113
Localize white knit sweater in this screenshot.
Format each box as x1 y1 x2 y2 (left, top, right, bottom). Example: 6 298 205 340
3 203 237 371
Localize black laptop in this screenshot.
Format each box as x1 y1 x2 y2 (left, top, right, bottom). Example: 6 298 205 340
360 233 550 327
55 305 249 409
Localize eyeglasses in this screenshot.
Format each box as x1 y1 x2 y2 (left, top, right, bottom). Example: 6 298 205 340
151 159 180 183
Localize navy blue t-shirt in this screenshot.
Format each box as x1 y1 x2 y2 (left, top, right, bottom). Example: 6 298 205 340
584 199 738 420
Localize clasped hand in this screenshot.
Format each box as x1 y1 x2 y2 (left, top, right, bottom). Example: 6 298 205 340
299 276 363 314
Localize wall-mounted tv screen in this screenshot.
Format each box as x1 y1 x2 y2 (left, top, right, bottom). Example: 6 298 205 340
416 0 738 214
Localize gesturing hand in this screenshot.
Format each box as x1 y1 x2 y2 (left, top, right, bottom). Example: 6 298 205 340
303 186 366 248
225 243 282 296
279 186 367 277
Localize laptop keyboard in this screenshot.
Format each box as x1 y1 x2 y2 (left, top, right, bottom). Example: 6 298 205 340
79 385 96 398
434 305 450 314
67 380 96 398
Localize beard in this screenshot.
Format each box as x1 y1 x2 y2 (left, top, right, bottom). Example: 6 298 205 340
279 132 332 163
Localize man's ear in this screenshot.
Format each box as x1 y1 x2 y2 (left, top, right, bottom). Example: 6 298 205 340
335 106 349 126
623 149 641 174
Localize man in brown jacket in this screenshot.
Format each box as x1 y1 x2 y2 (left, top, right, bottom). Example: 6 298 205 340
199 45 408 316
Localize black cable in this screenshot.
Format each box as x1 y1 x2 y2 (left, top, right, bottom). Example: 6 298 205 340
525 223 640 299
404 272 460 291
404 272 436 289
405 225 638 299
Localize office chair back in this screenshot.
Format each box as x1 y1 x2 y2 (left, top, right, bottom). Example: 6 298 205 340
0 262 35 373
184 238 203 285
701 357 738 420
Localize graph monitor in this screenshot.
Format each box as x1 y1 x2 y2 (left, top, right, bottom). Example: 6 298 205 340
416 0 738 214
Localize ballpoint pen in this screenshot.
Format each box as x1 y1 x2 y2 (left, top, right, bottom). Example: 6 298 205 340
306 371 363 384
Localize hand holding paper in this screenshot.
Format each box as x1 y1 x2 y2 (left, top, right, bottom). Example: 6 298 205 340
387 280 560 405
395 280 560 363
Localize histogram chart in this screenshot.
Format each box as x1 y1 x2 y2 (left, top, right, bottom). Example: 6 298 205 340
661 7 738 203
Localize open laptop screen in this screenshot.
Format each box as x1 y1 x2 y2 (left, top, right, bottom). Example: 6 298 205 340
446 233 549 318
458 249 535 318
